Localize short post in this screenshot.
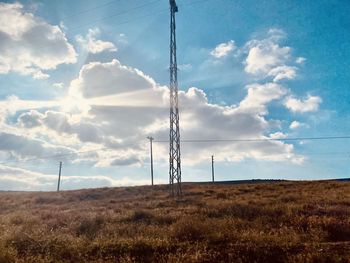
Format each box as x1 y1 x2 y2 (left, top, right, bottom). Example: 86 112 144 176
147 137 154 186
57 161 62 192
211 155 215 183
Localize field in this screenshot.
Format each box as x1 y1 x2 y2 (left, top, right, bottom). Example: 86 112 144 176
0 180 350 262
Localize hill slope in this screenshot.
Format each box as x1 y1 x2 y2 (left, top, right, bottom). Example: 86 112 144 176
0 181 350 262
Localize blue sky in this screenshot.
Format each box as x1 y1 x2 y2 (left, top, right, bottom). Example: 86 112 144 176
0 0 349 191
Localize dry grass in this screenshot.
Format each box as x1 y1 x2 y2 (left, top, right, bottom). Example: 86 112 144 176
0 181 350 262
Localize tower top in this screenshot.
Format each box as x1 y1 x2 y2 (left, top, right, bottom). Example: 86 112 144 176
170 0 178 12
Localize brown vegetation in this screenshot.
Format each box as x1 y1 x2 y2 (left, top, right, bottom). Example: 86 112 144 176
0 181 350 262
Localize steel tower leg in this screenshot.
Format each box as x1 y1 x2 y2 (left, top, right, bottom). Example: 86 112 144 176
169 0 181 196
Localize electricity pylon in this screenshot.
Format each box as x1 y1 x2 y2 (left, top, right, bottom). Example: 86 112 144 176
169 0 182 196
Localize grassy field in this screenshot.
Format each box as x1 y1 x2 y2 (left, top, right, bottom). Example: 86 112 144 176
0 180 350 262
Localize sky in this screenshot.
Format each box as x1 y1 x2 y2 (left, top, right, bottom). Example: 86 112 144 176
0 0 349 191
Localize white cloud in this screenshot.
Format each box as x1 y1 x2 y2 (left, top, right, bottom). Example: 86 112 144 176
0 165 55 191
7 58 303 167
53 82 64 89
0 3 77 78
210 40 235 58
59 21 67 32
0 28 322 190
18 110 105 144
0 131 75 160
117 33 128 44
71 59 155 98
173 86 300 165
269 132 287 139
244 30 298 82
239 83 287 114
245 42 290 75
296 57 306 64
178 64 193 71
290 121 302 129
76 28 117 54
267 28 286 40
33 70 49 80
284 95 322 113
0 164 150 191
268 65 297 82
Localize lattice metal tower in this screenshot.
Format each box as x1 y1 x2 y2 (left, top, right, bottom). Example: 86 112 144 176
169 0 182 196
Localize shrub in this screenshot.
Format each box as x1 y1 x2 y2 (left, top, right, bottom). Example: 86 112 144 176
127 210 154 223
216 192 228 199
323 220 350 242
76 216 105 238
0 246 14 263
171 217 211 242
35 196 57 204
6 231 41 256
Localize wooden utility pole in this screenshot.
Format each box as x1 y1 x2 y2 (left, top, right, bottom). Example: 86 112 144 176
147 137 154 186
211 155 215 183
57 161 62 192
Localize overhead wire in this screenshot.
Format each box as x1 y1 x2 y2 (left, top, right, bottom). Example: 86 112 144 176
68 0 163 32
63 0 123 19
153 136 350 143
67 0 218 32
0 135 349 165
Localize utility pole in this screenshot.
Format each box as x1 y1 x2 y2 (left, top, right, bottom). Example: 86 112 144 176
57 161 62 192
211 155 215 183
147 136 154 186
169 0 182 196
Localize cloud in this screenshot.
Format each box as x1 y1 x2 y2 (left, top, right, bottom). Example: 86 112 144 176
0 165 55 191
70 59 155 98
175 86 302 165
117 33 128 44
33 71 50 80
0 131 75 160
0 2 77 78
110 156 141 166
296 57 306 64
10 57 303 166
284 95 322 113
290 121 301 129
269 132 287 139
0 28 322 188
18 110 105 144
239 83 287 114
210 40 235 58
53 82 64 89
60 175 150 190
245 43 290 75
244 30 297 82
178 64 193 71
0 164 150 191
268 65 297 82
76 28 117 54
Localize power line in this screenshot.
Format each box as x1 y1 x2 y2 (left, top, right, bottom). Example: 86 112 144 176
68 0 217 32
0 135 349 166
184 0 218 8
64 0 122 19
154 136 350 143
69 0 163 31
